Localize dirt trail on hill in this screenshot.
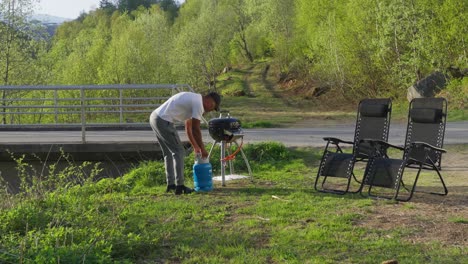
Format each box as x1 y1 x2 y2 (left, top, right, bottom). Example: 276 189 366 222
243 62 293 106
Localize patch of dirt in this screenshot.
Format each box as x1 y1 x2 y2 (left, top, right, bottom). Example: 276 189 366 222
355 149 468 247
357 195 467 246
276 73 357 111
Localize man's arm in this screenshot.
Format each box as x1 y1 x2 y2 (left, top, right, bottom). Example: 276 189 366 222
185 118 208 157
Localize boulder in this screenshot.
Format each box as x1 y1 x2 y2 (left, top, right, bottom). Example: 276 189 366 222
407 71 447 102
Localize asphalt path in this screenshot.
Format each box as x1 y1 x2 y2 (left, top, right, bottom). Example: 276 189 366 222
0 121 467 147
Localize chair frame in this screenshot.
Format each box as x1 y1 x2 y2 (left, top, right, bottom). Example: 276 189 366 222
360 98 448 201
314 98 392 194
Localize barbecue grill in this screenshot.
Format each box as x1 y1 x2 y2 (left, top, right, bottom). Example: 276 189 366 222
208 116 242 142
207 111 252 186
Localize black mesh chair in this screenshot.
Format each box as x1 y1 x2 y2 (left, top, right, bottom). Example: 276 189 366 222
359 98 448 201
314 98 392 194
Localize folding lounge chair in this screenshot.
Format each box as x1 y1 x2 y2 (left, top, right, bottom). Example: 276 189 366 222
360 97 448 201
314 98 392 194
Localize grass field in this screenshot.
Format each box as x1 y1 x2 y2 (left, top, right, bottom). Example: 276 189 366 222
0 142 466 263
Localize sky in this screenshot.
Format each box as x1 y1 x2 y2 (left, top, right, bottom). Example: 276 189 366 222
35 0 101 19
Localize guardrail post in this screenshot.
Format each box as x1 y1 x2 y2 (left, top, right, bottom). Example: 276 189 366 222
54 89 58 124
80 88 86 143
119 88 123 124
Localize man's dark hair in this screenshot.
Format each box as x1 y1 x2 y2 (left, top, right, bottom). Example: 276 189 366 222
207 92 221 111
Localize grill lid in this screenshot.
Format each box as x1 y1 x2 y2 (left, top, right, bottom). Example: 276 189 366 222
208 117 242 141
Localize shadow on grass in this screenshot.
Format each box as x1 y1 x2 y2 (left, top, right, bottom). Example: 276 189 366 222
202 183 367 201
199 180 468 208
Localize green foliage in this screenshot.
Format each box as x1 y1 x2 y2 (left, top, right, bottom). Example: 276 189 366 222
294 0 467 103
443 77 468 111
241 120 275 128
0 143 466 262
4 0 468 109
243 141 292 163
7 149 103 198
0 201 51 234
118 160 167 194
171 0 236 89
0 0 49 126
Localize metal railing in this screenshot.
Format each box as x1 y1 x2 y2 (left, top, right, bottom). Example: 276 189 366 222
0 84 194 142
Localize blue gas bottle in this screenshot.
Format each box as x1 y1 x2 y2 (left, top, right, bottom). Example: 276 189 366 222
193 155 213 192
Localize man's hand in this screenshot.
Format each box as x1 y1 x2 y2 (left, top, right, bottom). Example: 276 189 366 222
194 147 209 159
194 147 202 155
201 149 209 159
186 118 208 158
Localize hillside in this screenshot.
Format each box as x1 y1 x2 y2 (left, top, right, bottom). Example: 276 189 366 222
216 62 370 127
31 14 71 36
214 62 467 127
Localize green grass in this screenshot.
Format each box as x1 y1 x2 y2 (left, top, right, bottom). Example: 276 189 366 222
449 217 468 224
0 142 466 263
447 108 468 121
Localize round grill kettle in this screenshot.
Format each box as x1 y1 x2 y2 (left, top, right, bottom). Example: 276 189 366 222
208 113 242 142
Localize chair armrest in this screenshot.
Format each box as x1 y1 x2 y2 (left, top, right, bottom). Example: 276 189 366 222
410 141 447 153
323 137 354 145
360 138 405 151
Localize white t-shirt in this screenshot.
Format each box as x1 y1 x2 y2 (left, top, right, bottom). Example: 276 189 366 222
153 92 204 123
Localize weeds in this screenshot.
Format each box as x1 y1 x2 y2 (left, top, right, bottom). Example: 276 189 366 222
2 149 103 201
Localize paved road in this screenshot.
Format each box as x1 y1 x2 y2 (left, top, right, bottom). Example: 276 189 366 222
1 121 467 147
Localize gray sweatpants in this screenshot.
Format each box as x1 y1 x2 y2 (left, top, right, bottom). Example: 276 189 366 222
149 113 186 186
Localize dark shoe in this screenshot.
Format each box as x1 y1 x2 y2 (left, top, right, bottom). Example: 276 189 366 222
166 184 176 193
175 185 193 195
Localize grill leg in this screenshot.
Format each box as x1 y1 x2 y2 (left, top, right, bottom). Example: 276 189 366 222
209 137 252 186
220 141 226 186
227 142 235 176
208 140 218 158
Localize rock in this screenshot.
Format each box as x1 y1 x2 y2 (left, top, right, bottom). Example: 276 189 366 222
407 71 447 102
381 260 398 264
447 66 468 78
312 85 331 97
222 66 231 74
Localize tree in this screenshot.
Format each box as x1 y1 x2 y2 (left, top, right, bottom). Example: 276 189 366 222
100 6 173 84
229 0 254 62
0 0 48 124
99 0 118 15
171 0 235 90
48 9 112 85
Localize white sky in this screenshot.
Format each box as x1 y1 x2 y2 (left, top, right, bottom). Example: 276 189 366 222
35 0 101 19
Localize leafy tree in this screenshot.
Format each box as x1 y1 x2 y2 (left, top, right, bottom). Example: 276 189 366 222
159 0 179 23
116 0 178 19
294 0 347 90
240 0 280 61
100 6 173 84
117 0 153 12
48 10 112 85
0 0 47 85
419 0 467 71
171 0 235 90
228 0 254 62
0 0 48 124
99 0 118 15
264 0 296 71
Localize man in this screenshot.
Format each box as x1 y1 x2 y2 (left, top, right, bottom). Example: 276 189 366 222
149 91 221 195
